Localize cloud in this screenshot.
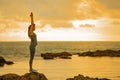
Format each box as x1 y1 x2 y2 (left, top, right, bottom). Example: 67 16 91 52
0 0 75 20
37 24 102 41
76 0 109 19
97 0 120 9
39 20 73 28
0 20 30 41
0 0 110 20
0 0 120 41
97 0 120 18
0 0 116 29
71 19 100 28
1 18 120 41
109 10 120 18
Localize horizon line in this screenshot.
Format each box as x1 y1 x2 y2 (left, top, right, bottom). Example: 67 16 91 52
0 40 120 42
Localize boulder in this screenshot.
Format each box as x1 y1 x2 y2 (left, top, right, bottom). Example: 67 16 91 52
59 56 71 59
0 73 20 80
66 74 110 80
57 52 72 57
0 72 48 80
6 61 14 65
78 49 120 57
41 52 72 60
0 56 14 67
0 56 6 63
0 56 6 67
20 72 48 80
41 53 55 59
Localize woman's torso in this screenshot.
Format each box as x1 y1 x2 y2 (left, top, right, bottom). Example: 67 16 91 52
30 32 37 47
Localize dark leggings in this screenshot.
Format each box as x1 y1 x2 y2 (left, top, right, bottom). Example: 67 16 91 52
29 46 36 64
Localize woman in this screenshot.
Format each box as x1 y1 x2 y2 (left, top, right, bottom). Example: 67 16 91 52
28 12 37 73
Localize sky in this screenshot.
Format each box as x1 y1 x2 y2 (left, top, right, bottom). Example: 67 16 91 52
0 0 120 41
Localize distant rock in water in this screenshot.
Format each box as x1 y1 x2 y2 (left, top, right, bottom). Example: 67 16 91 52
41 49 120 60
0 56 6 63
66 74 110 80
0 72 48 80
0 56 6 67
0 56 14 67
41 51 72 60
77 49 120 57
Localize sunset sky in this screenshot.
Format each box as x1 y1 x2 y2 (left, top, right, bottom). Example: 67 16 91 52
0 0 120 41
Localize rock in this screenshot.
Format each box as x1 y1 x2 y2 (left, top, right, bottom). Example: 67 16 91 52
41 53 55 59
41 52 72 60
1 73 20 80
0 72 48 80
58 52 72 57
0 62 5 67
66 74 110 80
66 78 74 80
0 56 6 63
0 56 14 67
5 61 14 65
59 56 71 59
20 72 48 80
78 49 120 57
100 78 110 80
0 56 6 67
43 56 54 59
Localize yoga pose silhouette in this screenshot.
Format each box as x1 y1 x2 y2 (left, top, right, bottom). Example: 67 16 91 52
28 12 37 73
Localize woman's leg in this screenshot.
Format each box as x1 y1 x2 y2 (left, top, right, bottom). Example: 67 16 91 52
29 46 35 70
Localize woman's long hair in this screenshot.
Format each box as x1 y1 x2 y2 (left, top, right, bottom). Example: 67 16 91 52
28 25 31 38
28 24 35 37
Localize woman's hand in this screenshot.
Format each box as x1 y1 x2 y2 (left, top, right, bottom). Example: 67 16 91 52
30 12 33 17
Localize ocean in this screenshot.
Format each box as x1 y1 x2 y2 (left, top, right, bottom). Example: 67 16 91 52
0 41 120 80
0 41 120 56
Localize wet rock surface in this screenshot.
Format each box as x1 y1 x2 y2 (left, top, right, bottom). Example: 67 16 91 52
0 73 110 80
0 56 14 67
41 49 120 60
0 73 20 80
0 72 48 80
77 50 120 57
41 51 72 59
66 74 110 80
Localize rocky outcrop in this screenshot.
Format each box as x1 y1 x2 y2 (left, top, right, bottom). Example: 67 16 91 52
20 72 48 80
0 56 14 67
0 56 6 67
77 49 120 57
0 72 48 80
0 73 110 80
41 49 120 60
0 73 20 80
41 53 55 59
66 74 110 80
41 52 72 59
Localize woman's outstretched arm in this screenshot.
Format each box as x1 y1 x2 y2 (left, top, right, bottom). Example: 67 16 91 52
28 12 35 37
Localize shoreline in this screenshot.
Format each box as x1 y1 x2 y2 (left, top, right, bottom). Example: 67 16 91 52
0 55 120 80
1 49 120 62
0 49 120 80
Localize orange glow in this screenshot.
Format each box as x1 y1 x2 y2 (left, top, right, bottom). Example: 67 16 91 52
0 0 120 41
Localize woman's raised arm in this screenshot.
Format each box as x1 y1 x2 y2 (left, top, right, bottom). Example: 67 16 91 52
28 12 35 37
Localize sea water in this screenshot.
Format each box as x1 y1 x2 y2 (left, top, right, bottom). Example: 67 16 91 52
0 41 120 80
0 41 120 56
